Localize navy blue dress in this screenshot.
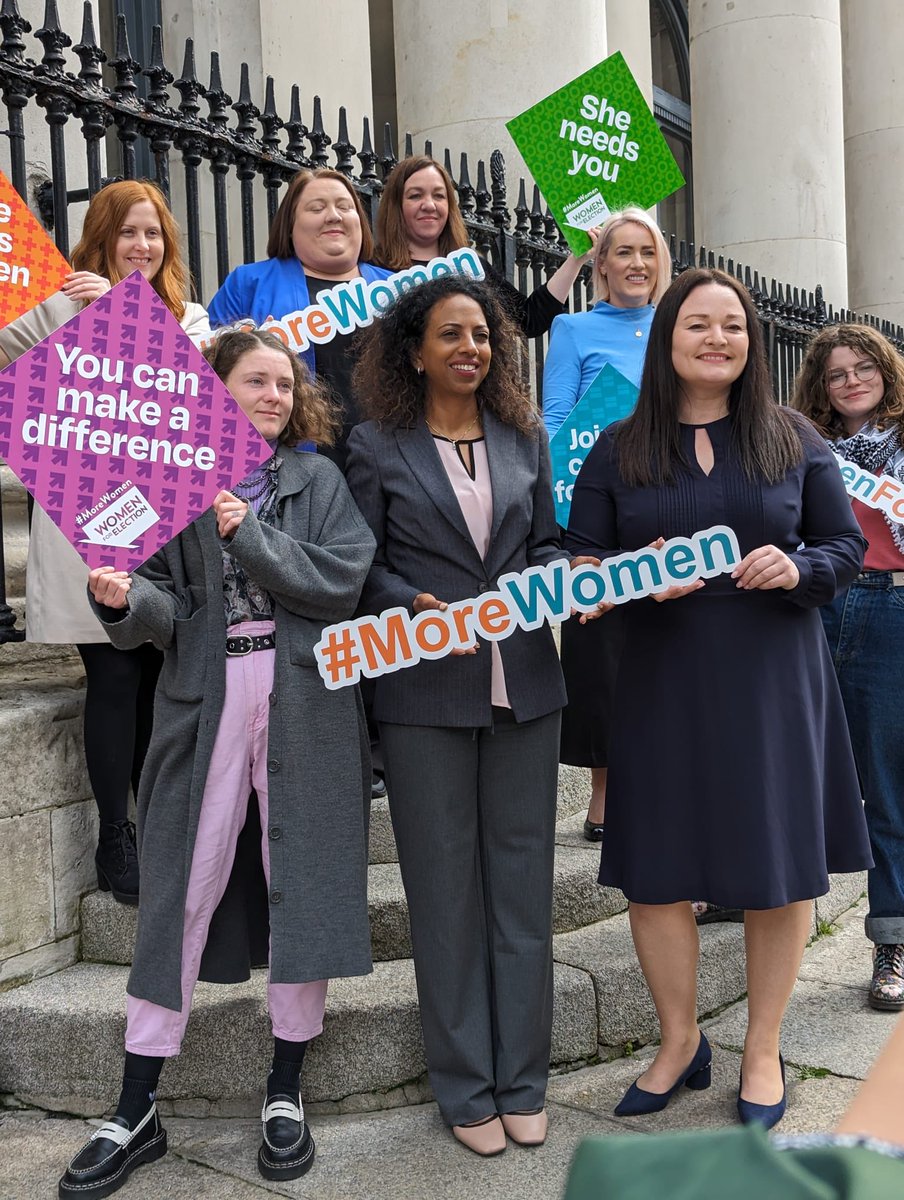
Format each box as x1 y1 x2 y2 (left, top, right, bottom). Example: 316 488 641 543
566 414 873 908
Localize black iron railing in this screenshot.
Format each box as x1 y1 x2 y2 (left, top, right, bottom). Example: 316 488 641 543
2 0 904 642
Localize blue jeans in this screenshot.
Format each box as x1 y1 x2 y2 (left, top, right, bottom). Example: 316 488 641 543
821 572 904 944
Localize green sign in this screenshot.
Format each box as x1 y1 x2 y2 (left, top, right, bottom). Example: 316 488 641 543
506 52 685 254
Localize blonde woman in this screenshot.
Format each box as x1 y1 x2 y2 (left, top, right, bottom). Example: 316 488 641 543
541 206 670 841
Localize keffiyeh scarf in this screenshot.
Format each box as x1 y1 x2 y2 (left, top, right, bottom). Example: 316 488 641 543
830 420 904 554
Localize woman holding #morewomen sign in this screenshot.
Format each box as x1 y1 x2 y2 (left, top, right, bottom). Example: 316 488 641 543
567 268 872 1131
794 325 904 1015
346 275 566 1157
375 154 596 337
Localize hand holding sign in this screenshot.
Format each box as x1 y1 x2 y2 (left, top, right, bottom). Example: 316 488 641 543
60 271 112 305
88 566 132 609
213 489 249 539
731 544 800 591
413 592 478 654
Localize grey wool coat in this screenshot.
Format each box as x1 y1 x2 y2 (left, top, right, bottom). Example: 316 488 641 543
91 448 377 1012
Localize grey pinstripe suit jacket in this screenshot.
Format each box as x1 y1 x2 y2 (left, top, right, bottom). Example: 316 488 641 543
345 409 568 727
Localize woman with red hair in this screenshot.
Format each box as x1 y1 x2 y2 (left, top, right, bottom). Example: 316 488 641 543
0 180 209 904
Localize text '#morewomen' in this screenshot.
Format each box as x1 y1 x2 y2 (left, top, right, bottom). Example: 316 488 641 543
314 526 741 690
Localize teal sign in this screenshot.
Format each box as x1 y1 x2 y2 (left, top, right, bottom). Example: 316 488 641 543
549 363 639 527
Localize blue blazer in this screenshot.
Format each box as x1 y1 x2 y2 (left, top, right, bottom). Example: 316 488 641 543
207 256 392 376
345 410 568 727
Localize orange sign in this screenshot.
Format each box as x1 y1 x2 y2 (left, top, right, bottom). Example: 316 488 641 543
0 169 70 328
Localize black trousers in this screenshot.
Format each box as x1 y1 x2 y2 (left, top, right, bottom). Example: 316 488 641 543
76 641 162 824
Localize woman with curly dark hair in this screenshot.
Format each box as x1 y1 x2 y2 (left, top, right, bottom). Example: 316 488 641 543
793 324 904 1014
346 276 567 1156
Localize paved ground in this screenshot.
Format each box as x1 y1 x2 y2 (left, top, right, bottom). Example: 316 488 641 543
1 898 895 1200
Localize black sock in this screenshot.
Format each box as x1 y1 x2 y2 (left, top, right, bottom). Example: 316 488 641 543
267 1038 308 1100
114 1053 165 1127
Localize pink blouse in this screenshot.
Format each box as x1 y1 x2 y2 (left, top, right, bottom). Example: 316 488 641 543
433 436 510 708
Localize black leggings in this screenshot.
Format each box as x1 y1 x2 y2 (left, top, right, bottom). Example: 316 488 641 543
76 641 162 825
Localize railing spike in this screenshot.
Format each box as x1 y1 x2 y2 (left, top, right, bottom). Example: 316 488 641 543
379 121 396 179
36 0 71 75
73 2 105 88
357 116 378 183
308 95 331 167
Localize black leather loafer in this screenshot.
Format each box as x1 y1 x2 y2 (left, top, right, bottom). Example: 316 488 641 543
258 1093 315 1181
58 1106 167 1199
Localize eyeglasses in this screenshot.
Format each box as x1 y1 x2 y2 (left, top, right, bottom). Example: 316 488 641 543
826 360 879 389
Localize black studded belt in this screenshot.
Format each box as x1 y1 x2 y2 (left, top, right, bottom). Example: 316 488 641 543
226 632 276 656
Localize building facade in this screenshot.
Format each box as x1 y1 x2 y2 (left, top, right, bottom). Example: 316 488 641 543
2 1 903 321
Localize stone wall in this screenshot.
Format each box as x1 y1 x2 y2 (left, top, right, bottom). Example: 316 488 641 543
0 679 95 990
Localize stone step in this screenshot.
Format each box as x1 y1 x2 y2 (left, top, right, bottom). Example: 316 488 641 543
80 837 627 965
0 873 863 1117
0 957 598 1118
0 600 82 680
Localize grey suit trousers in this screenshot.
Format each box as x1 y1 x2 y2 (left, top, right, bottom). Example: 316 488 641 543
381 707 561 1126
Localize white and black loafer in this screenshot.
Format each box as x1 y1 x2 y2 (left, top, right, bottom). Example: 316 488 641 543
258 1092 315 1180
58 1105 167 1199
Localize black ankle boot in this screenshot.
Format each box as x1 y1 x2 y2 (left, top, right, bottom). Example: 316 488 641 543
96 820 140 906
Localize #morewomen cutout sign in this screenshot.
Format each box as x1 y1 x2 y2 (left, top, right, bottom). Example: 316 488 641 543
0 273 272 571
315 526 741 689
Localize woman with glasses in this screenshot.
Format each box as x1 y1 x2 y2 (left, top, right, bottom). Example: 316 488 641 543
793 326 904 1013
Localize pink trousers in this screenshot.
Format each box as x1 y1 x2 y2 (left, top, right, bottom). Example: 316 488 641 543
125 621 328 1056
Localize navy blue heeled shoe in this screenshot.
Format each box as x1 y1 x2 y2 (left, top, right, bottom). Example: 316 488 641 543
614 1032 712 1116
737 1055 786 1130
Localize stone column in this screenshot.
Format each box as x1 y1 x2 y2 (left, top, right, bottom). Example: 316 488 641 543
605 0 653 104
162 1 374 292
841 0 904 323
690 0 847 303
392 0 607 186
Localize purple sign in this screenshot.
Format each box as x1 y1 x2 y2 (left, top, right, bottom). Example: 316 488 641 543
0 273 272 572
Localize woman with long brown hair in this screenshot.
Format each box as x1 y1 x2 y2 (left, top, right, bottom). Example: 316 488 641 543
375 154 597 337
793 324 904 1013
0 180 209 905
567 268 871 1130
